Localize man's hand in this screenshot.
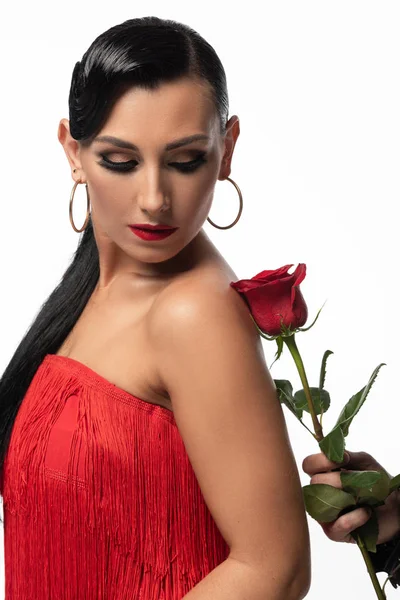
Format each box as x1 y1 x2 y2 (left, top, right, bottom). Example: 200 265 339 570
302 450 400 545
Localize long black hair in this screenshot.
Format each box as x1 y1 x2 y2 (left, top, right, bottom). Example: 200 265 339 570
0 16 229 512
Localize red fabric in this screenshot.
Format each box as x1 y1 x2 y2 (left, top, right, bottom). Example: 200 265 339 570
1 354 230 599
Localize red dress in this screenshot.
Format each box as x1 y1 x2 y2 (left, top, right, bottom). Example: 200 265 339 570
1 353 230 599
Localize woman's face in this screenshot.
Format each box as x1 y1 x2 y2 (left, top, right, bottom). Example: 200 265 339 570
59 77 239 280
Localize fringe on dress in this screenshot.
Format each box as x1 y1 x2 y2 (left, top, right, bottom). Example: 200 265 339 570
1 353 230 599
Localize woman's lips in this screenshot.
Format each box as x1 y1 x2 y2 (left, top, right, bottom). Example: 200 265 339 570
128 226 177 241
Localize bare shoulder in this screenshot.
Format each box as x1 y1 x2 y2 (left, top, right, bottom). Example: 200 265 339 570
148 263 259 350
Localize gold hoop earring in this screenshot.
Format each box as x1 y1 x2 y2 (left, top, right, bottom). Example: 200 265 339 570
69 179 91 233
207 176 243 230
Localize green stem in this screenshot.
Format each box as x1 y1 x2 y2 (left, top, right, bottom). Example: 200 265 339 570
281 334 386 598
355 532 387 599
298 418 318 439
282 335 324 441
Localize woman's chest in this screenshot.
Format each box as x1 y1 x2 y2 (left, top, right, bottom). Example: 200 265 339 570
56 289 172 411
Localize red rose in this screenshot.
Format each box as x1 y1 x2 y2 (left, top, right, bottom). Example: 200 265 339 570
230 264 308 336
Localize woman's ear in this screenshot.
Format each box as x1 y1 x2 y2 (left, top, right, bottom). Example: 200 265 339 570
218 115 240 180
57 118 86 181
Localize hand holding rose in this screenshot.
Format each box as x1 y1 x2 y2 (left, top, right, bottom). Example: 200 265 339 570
302 450 400 546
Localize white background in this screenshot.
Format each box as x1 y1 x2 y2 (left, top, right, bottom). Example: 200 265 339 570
0 1 399 598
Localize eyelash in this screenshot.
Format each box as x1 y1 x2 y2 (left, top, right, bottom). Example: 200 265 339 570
97 152 207 174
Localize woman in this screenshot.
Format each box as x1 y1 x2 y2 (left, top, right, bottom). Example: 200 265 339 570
0 16 311 599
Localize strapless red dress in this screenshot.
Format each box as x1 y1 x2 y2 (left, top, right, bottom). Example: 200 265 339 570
0 353 230 599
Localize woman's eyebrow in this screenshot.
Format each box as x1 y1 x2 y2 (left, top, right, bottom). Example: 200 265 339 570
93 134 210 151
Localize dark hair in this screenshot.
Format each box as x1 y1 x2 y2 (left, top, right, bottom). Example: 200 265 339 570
0 16 229 517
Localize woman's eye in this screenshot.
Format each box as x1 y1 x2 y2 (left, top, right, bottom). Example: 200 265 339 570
98 155 138 172
169 153 207 172
98 152 207 174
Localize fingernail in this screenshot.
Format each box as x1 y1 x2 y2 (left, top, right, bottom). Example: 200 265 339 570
344 452 350 464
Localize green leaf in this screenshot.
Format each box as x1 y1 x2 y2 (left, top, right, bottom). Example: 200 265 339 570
334 363 386 437
340 470 382 491
319 350 334 390
294 387 331 415
389 474 400 492
274 379 303 419
359 471 391 502
351 510 379 553
270 336 284 369
319 425 345 463
342 471 391 503
297 300 327 332
303 483 356 522
274 379 293 398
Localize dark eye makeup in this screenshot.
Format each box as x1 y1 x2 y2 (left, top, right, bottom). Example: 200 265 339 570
97 152 208 174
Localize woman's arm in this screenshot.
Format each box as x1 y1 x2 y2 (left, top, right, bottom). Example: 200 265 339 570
180 555 306 600
149 275 311 600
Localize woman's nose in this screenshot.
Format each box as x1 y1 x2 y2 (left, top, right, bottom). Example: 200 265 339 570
137 173 170 215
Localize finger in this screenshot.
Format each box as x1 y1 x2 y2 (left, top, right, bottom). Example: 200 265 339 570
344 450 385 472
310 471 347 488
318 507 372 544
302 451 351 476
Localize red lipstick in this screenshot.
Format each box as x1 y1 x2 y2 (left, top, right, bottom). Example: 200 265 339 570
130 223 176 230
128 224 178 241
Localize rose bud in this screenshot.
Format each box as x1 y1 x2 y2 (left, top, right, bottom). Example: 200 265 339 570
230 263 308 337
